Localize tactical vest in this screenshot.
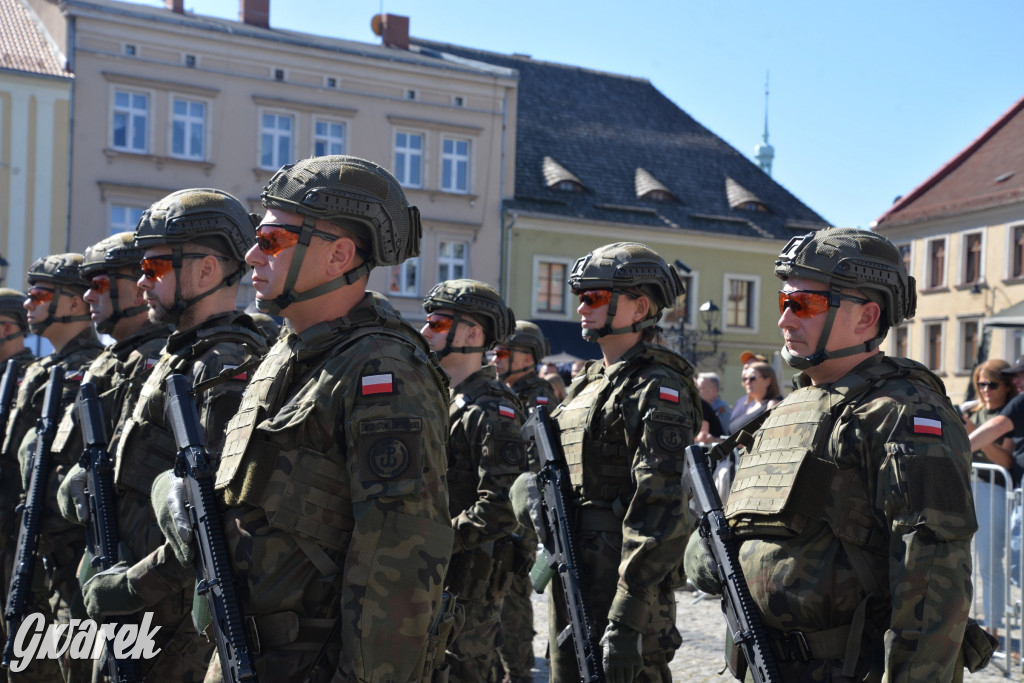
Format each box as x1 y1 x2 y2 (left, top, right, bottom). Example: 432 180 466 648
216 302 446 552
114 322 266 494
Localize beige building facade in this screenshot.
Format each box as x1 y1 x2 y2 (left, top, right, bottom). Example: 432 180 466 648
27 0 516 319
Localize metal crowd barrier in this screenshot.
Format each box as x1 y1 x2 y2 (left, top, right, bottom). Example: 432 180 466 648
970 462 1019 677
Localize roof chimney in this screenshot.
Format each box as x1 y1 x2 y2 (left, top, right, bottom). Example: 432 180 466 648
165 0 184 12
240 0 269 29
371 13 409 50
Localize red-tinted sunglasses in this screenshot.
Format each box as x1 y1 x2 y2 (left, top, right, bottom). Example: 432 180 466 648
491 347 512 360
577 289 613 308
140 253 224 281
255 223 339 257
88 274 111 294
425 313 455 333
26 287 55 305
778 289 871 319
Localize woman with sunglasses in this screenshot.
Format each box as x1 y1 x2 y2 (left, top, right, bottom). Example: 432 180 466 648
963 359 1016 645
524 242 701 683
729 361 782 434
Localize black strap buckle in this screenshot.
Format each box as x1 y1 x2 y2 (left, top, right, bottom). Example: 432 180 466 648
783 630 812 662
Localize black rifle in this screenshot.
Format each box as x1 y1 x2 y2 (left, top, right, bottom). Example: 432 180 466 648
683 444 782 683
77 381 141 682
165 373 257 683
521 406 604 683
3 366 64 668
0 360 18 452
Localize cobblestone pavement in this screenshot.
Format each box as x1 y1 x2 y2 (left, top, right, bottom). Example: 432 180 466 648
524 587 1017 681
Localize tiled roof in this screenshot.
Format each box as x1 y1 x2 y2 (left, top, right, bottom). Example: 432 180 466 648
874 94 1024 229
413 40 828 240
725 177 763 209
635 167 675 200
542 156 584 189
0 0 67 78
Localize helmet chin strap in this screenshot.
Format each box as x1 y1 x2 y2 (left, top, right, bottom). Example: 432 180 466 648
29 284 92 336
256 216 372 316
0 327 25 344
96 273 148 335
163 247 244 326
436 312 488 359
781 288 882 370
582 291 657 341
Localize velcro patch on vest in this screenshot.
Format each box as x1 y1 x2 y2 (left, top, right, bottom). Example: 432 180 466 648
356 418 424 494
912 417 942 436
499 404 515 419
658 386 680 403
536 396 549 405
361 373 394 396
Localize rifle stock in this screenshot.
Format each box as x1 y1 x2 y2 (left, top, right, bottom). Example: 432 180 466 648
521 406 604 683
165 373 256 683
3 366 64 668
683 444 781 683
77 381 141 682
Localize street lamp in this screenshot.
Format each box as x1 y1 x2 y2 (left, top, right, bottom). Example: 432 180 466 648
673 299 721 367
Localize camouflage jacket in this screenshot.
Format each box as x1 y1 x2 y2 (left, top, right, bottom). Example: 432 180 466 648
211 293 452 682
510 371 559 414
727 353 976 682
0 347 35 537
447 365 528 555
550 341 701 633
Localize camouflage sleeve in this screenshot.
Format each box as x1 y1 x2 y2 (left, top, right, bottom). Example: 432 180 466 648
608 369 698 632
125 538 195 605
339 349 453 682
451 401 527 553
856 391 975 681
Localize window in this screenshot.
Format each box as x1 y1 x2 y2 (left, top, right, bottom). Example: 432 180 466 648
897 243 912 279
926 237 946 289
959 318 980 372
893 325 908 359
260 112 293 170
124 44 136 56
325 77 337 88
1013 329 1024 362
724 276 757 330
387 257 419 297
438 241 468 281
924 322 944 371
274 69 285 81
1012 225 1024 279
171 98 206 160
661 274 694 328
441 138 470 193
394 132 423 188
184 54 196 68
110 205 145 236
405 89 417 100
535 261 569 315
453 96 465 107
112 90 149 153
314 120 345 156
961 232 982 285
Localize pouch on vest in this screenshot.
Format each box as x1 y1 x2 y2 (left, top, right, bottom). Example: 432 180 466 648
961 617 998 673
414 591 464 683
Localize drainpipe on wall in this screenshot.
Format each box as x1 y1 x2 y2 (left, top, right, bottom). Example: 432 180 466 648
64 14 75 251
498 86 510 298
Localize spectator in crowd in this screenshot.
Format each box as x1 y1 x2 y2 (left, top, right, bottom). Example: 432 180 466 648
729 361 782 434
540 368 568 404
728 350 769 425
570 359 586 378
962 359 1017 642
696 372 730 433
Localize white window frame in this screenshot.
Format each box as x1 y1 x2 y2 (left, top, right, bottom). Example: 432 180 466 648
313 118 346 157
111 88 150 153
394 130 424 188
1010 329 1024 363
109 204 146 236
922 319 946 373
722 273 760 333
438 239 469 282
531 255 574 319
925 236 948 289
259 110 294 170
889 323 911 360
956 316 982 373
169 96 207 161
958 229 985 286
387 257 420 298
1005 222 1024 280
440 136 471 194
896 242 913 282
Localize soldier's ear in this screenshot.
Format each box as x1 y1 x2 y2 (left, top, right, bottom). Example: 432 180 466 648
324 235 359 278
854 300 882 335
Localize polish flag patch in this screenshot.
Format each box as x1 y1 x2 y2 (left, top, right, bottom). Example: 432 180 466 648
913 417 942 436
499 404 516 419
66 370 84 382
224 365 249 381
145 357 159 370
536 396 549 405
361 373 394 396
659 386 679 403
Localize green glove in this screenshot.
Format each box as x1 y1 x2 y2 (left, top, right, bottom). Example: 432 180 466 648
57 464 90 525
82 561 145 621
509 472 539 531
599 620 643 683
152 470 195 565
683 528 722 595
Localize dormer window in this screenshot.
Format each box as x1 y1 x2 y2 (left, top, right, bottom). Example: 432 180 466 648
643 189 674 202
725 177 768 213
555 180 584 192
635 168 676 202
543 156 586 192
738 201 768 212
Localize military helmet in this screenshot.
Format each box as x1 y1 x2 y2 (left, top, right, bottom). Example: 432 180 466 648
567 242 682 313
0 288 28 331
504 320 550 362
27 253 88 294
261 155 421 268
775 227 916 327
82 232 144 277
134 188 256 261
423 279 514 345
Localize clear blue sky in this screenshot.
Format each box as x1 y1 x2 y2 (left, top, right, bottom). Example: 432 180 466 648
132 0 1024 229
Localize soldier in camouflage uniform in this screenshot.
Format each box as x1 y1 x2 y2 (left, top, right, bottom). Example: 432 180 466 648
2 254 103 681
420 280 529 683
157 156 453 681
685 228 978 682
0 288 33 370
65 189 268 682
521 242 701 683
489 320 558 683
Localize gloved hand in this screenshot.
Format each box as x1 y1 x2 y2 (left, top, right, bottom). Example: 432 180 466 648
152 470 194 565
684 528 722 595
509 472 539 531
599 620 643 683
57 465 90 525
82 562 145 621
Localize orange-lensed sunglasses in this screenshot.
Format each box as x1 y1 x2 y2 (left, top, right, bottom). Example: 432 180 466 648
577 290 613 308
140 254 225 281
255 223 340 257
491 347 512 360
425 313 455 333
88 274 111 294
26 287 55 305
778 289 871 318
